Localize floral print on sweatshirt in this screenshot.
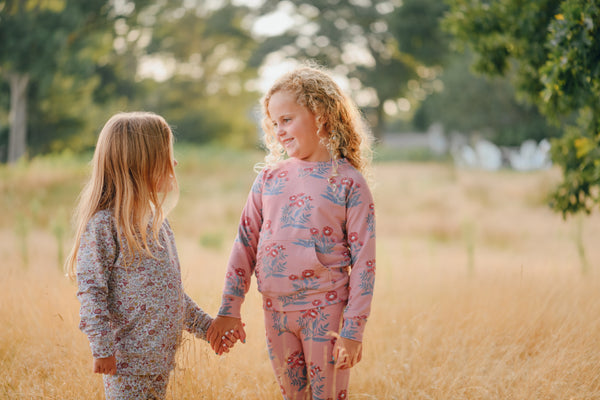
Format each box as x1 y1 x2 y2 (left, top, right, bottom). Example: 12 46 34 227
218 158 376 341
76 210 213 375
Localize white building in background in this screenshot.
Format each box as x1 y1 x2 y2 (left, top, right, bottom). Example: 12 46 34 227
383 125 552 171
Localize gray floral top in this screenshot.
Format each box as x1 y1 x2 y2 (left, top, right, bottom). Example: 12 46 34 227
76 210 213 375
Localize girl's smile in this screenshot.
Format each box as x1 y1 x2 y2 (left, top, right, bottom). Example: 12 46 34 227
268 90 330 162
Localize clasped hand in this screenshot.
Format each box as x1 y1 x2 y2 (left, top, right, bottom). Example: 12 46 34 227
206 315 247 355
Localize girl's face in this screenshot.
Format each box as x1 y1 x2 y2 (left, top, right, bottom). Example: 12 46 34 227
268 90 329 162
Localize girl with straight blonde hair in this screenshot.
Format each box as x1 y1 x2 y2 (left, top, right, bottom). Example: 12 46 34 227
66 112 233 399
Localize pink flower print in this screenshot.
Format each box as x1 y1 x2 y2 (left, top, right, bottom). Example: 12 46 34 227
302 269 315 278
289 274 298 280
235 268 245 277
323 226 333 236
338 390 348 399
264 220 272 230
289 195 297 202
304 167 314 173
243 217 252 226
312 299 322 306
309 363 322 378
310 228 319 235
270 248 279 257
326 291 337 301
265 298 273 308
349 232 359 242
278 171 288 178
296 199 305 207
266 173 274 180
303 309 318 319
369 203 375 210
341 177 354 186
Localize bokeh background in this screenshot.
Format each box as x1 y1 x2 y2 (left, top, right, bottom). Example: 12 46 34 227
1 0 600 399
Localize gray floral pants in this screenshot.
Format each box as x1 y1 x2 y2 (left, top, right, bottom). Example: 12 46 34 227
103 373 169 400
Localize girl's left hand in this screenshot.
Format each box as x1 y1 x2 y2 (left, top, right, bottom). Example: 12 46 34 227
332 335 362 369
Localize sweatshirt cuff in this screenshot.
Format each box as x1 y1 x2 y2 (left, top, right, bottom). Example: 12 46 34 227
339 316 368 342
217 294 243 318
89 334 115 359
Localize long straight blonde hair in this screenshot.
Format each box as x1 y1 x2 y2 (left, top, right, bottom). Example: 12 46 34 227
65 112 178 279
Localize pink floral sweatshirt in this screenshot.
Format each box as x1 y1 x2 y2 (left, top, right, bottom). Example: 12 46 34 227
76 210 213 375
218 158 376 341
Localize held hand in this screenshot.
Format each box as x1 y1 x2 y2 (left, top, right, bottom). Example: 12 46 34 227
207 315 247 355
93 356 117 375
331 333 362 369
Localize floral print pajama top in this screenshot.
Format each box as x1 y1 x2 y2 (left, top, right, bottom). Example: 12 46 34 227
218 158 376 342
76 210 213 375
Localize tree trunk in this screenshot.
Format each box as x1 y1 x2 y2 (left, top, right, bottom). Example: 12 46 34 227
7 72 30 164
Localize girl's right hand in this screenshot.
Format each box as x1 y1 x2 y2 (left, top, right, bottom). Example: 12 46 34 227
207 316 247 355
93 355 117 375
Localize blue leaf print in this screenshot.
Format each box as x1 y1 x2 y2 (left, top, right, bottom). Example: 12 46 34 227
263 170 290 196
359 260 376 296
297 308 331 343
223 273 246 298
271 310 289 337
218 297 234 316
340 318 361 341
285 350 308 393
236 218 254 247
297 227 336 254
260 243 288 278
348 232 363 265
280 193 314 229
308 363 327 400
346 184 363 208
367 204 375 239
298 163 330 179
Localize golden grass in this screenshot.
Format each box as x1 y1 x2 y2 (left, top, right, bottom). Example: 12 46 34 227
1 149 600 399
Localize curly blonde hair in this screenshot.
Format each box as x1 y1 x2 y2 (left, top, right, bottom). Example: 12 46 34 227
261 64 373 177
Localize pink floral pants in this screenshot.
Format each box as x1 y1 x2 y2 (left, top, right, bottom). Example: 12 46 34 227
264 303 350 400
102 373 169 400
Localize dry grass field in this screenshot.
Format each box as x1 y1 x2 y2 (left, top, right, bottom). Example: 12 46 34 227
1 146 600 399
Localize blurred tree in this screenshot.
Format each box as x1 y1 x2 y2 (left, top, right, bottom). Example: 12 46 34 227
0 0 153 162
413 52 561 146
246 0 449 139
139 1 260 147
445 0 600 216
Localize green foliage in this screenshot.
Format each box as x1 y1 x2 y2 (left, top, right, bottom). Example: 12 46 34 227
248 0 449 136
549 110 600 216
414 53 561 146
445 0 600 216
